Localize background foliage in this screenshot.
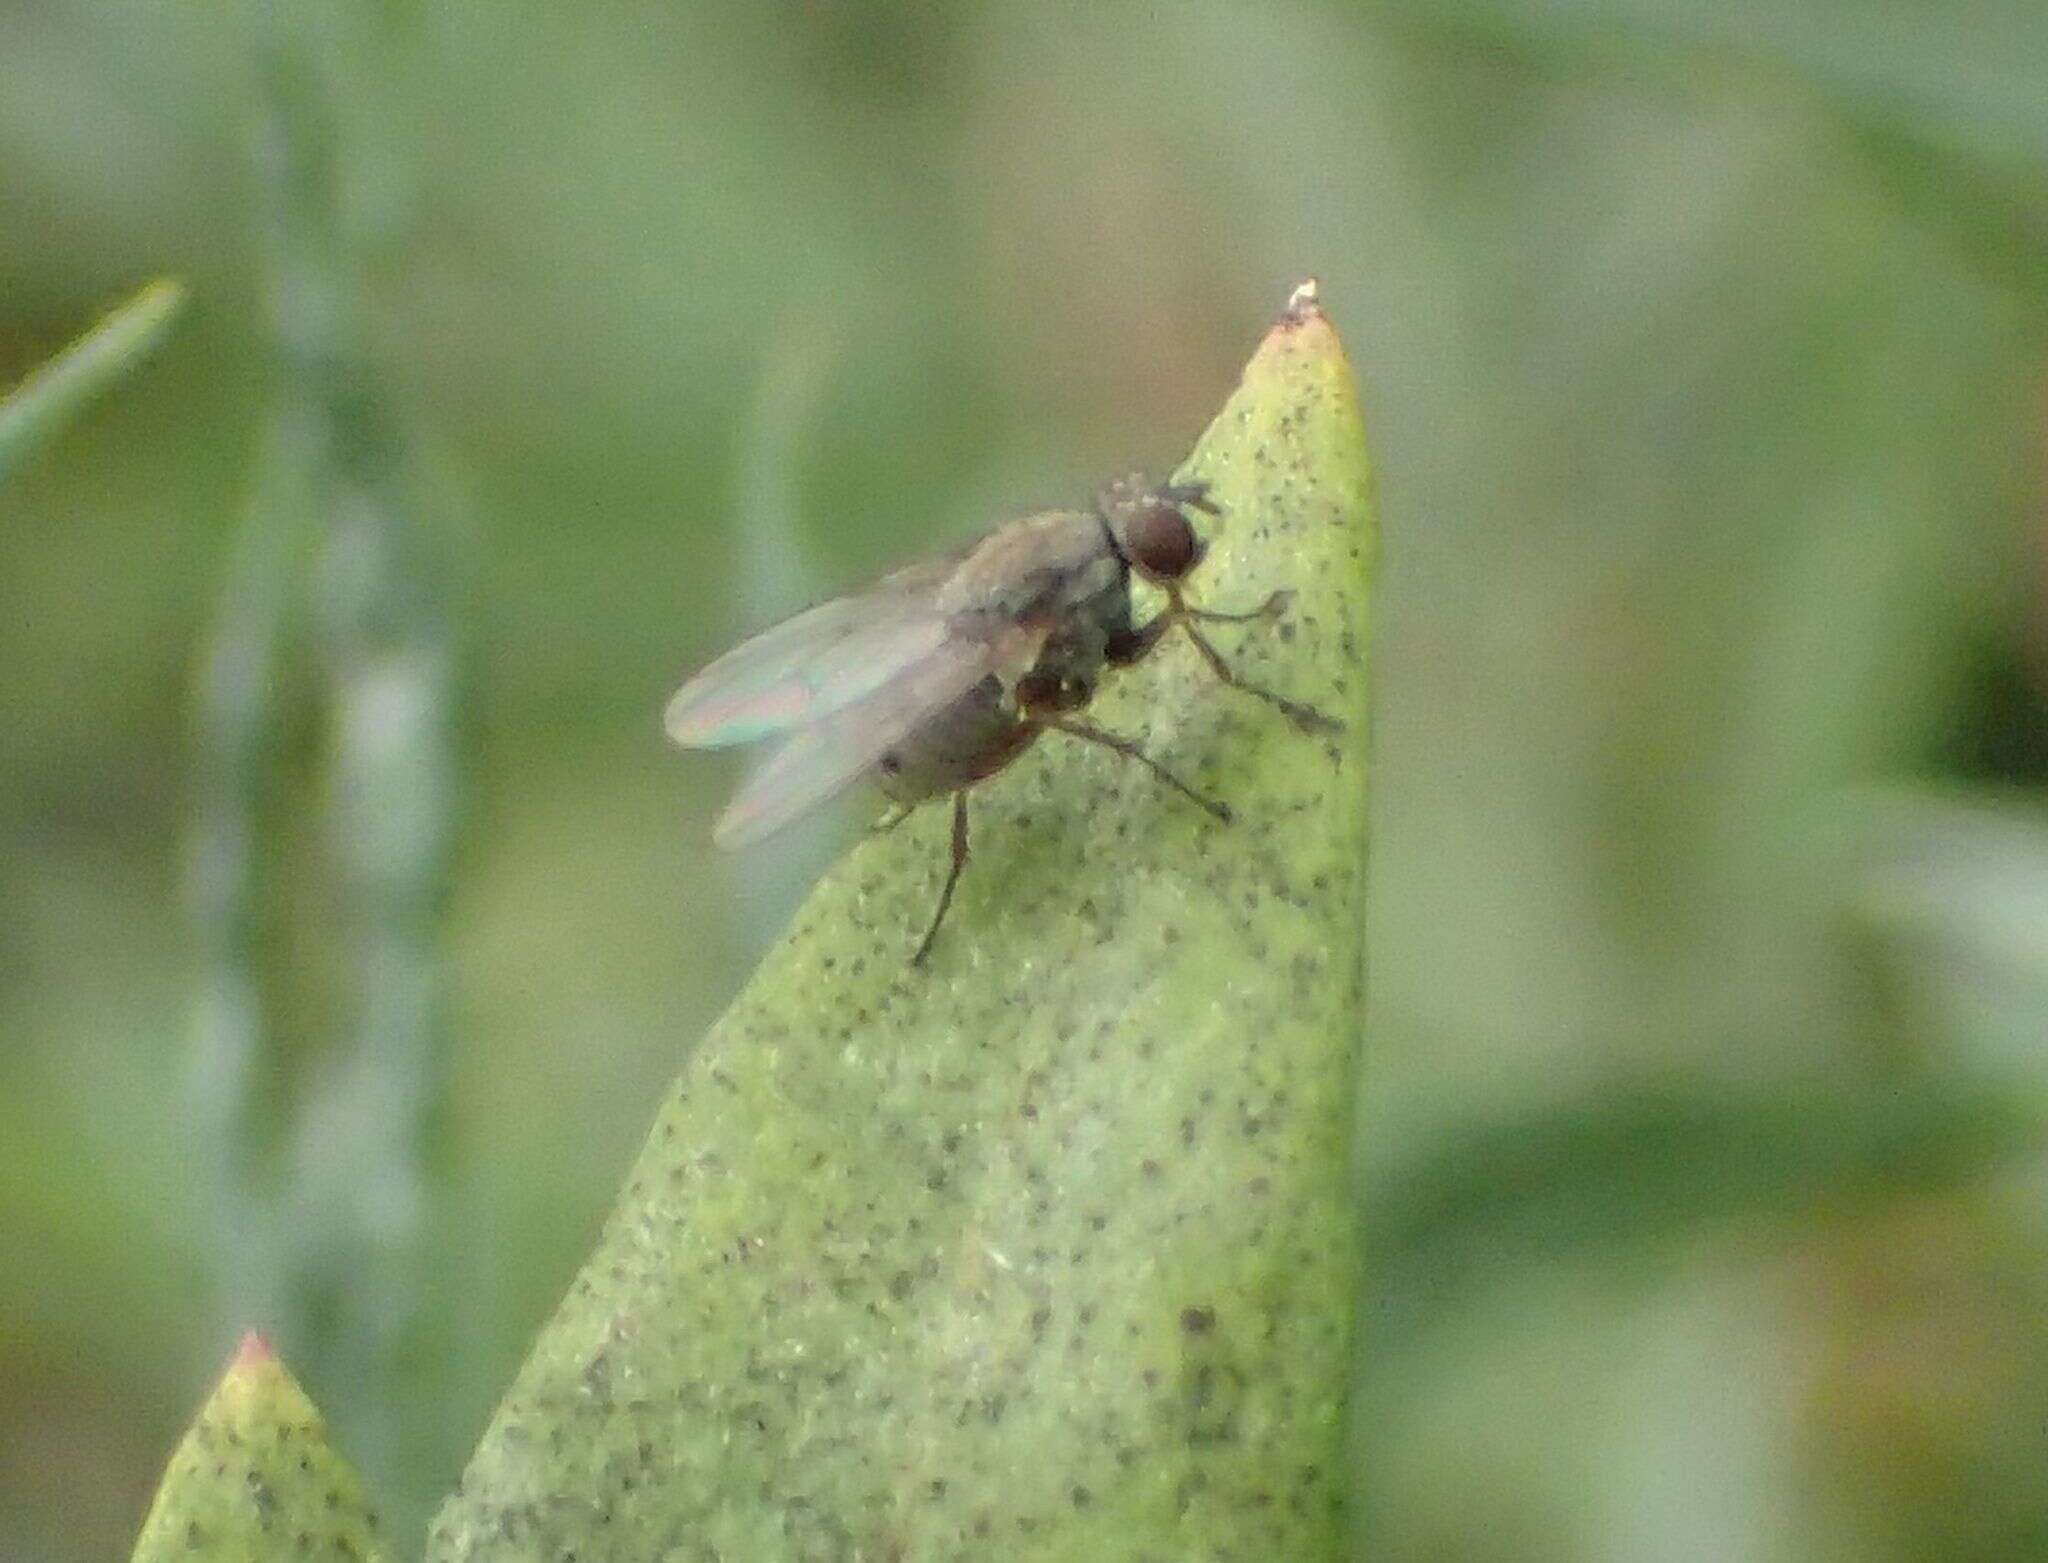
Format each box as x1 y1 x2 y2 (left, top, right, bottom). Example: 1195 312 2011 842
3 2 2045 1559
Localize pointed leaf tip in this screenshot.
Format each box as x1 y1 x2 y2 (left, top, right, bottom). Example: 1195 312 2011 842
132 1335 387 1563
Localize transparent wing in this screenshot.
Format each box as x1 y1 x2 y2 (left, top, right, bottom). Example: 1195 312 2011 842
711 635 1006 849
664 556 959 749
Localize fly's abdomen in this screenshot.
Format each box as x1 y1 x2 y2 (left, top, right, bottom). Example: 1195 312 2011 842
875 675 1038 804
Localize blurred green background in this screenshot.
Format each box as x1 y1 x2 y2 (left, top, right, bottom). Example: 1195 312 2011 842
5 2 2048 1559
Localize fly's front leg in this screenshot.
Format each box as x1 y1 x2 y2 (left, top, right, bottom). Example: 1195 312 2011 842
1149 479 1219 516
1163 585 1335 737
911 792 971 966
1182 589 1293 625
1103 611 1172 668
870 802 916 835
1108 588 1341 735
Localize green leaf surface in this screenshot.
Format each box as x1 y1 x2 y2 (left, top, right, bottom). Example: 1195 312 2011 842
0 280 184 490
131 1332 387 1563
426 283 1374 1560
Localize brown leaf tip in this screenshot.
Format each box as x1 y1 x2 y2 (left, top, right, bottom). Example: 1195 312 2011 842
231 1329 276 1370
1281 277 1323 327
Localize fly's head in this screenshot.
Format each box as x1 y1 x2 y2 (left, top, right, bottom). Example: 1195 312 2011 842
1098 475 1218 587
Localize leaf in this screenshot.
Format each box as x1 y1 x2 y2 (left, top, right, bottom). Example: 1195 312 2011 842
0 280 184 489
131 1332 388 1563
425 282 1374 1560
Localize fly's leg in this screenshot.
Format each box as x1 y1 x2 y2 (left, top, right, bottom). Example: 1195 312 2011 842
1150 479 1219 515
911 792 971 966
1105 587 1341 736
1102 612 1172 667
1169 586 1340 735
870 802 916 835
1038 713 1232 824
871 802 914 834
1182 588 1292 625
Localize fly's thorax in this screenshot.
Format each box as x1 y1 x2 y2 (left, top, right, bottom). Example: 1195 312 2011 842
935 509 1115 619
873 674 1038 804
1026 566 1131 690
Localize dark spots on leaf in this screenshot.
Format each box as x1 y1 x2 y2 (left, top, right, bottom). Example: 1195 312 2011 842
1181 1306 1217 1334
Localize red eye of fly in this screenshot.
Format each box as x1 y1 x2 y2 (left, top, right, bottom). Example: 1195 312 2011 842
1123 503 1199 581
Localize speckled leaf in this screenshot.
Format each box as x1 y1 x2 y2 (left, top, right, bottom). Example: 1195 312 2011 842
131 1332 388 1562
427 282 1374 1561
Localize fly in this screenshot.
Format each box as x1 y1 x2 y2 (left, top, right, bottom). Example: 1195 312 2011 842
664 475 1335 964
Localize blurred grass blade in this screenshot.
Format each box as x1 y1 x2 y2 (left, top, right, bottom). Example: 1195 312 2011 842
1375 0 2048 176
1365 1073 2037 1336
426 282 1374 1560
0 280 184 489
131 1332 388 1563
1374 0 2048 295
183 20 464 1548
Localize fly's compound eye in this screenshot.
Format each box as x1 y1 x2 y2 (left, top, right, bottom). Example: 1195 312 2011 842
1121 502 1201 582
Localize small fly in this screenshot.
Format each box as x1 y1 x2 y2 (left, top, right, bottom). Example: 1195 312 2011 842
665 475 1335 963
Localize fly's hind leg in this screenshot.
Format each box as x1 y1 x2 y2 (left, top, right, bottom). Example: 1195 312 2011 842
911 792 971 966
1038 714 1232 824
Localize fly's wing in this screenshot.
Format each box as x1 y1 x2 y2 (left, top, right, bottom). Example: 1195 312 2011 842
664 555 959 749
711 629 1024 849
